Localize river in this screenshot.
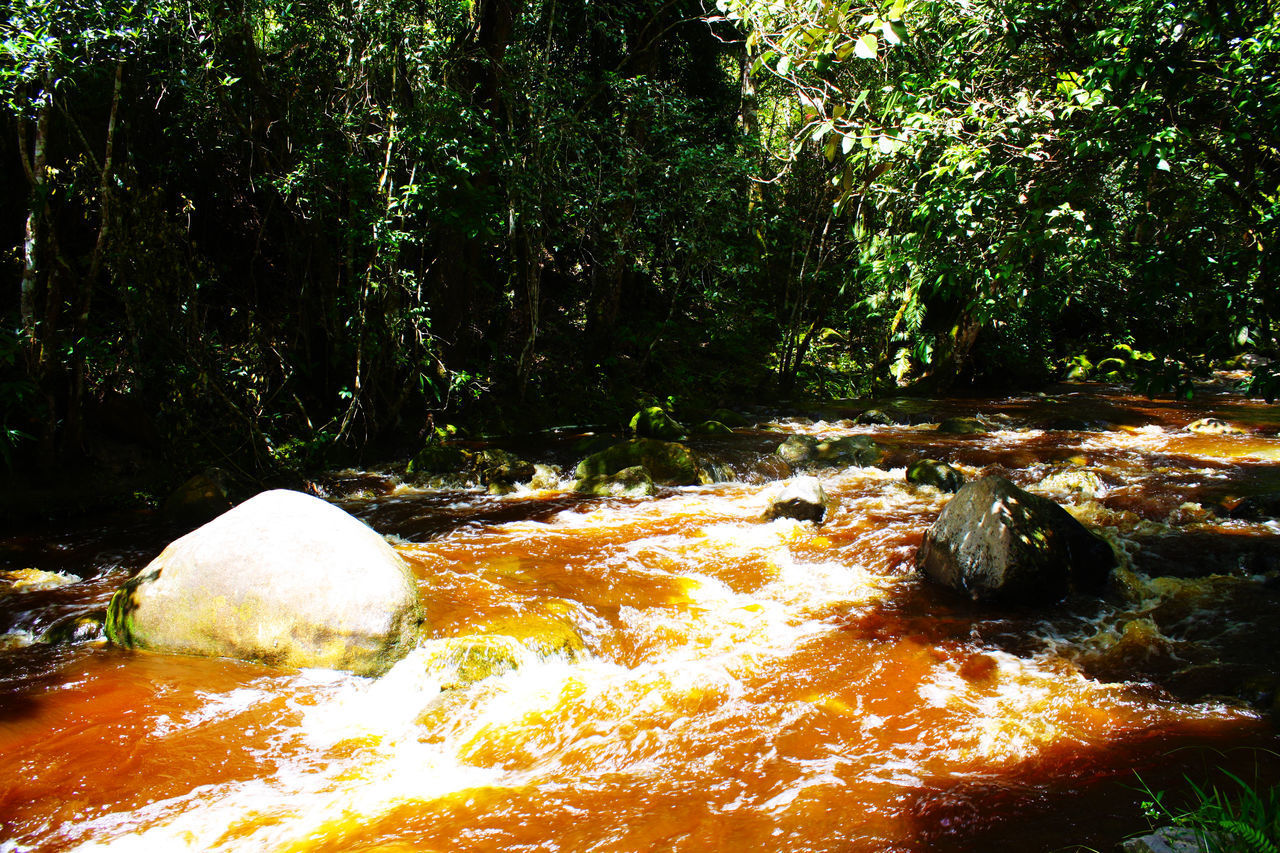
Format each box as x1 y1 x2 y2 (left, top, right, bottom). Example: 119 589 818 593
2 382 1278 852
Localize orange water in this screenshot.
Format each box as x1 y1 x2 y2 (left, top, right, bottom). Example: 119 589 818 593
2 384 1278 851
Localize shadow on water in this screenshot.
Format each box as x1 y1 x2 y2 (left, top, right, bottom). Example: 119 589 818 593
902 732 1280 853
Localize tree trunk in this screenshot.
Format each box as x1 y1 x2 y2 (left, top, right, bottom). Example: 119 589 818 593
66 61 125 453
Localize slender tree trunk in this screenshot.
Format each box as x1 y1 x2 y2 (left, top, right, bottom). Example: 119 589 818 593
66 61 126 452
19 77 53 372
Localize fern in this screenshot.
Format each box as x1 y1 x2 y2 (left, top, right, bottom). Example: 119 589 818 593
1216 820 1279 853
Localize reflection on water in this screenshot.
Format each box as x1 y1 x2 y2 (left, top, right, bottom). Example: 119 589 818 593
1 384 1278 851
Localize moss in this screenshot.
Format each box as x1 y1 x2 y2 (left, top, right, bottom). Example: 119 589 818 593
629 406 687 440
407 445 471 476
574 438 707 486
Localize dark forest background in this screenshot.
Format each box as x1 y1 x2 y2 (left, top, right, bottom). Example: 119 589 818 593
3 0 1277 484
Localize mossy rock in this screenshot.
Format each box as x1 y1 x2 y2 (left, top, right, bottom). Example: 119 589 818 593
163 469 233 527
407 444 472 476
692 420 734 436
629 406 687 440
573 465 656 497
473 448 536 486
710 408 750 428
906 459 964 493
936 417 987 435
41 611 107 645
1094 357 1128 379
575 439 708 486
776 434 883 467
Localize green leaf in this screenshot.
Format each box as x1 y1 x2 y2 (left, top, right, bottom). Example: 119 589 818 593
854 33 878 59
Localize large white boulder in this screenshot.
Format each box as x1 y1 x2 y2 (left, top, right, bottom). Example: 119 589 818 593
106 489 422 675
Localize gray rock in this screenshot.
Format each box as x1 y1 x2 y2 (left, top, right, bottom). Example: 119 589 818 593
1121 826 1246 853
763 476 831 524
106 489 423 676
916 476 1116 605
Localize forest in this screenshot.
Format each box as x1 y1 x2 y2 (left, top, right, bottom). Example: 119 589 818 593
3 0 1278 486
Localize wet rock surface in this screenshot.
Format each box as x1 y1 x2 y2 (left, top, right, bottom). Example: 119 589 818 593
916 476 1117 605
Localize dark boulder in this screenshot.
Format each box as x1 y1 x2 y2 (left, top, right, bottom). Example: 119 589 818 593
1227 492 1280 520
853 409 895 426
916 476 1116 605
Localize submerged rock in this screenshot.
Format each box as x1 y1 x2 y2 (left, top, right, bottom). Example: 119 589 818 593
853 409 895 426
629 406 686 440
106 489 423 676
916 476 1116 605
1038 468 1105 498
1186 417 1246 435
427 612 585 689
763 477 831 524
0 569 76 594
575 438 709 486
906 459 965 493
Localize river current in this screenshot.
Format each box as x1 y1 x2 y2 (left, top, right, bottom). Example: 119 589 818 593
2 383 1278 851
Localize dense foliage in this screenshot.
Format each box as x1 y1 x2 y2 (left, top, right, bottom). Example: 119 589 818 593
2 0 1276 477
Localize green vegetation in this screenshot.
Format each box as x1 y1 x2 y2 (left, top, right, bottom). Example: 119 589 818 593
1139 765 1280 853
2 0 1276 480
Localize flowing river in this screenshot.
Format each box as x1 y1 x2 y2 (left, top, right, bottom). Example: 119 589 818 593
2 383 1279 852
